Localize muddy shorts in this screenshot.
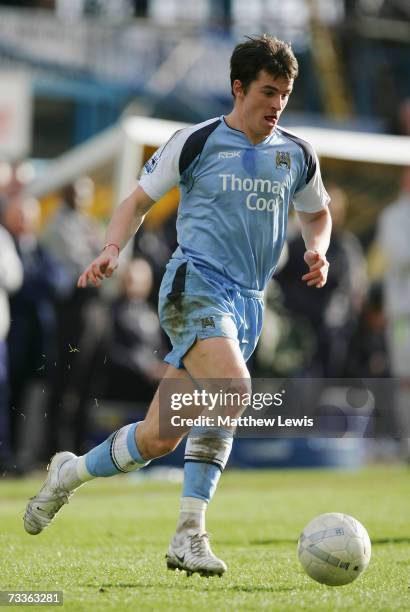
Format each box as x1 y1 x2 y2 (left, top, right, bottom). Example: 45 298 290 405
158 257 264 369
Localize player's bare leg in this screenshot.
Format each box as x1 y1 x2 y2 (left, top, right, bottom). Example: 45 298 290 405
24 366 189 535
24 338 248 578
165 336 251 577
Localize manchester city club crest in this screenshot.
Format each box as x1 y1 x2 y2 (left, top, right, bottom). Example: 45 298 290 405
276 151 291 170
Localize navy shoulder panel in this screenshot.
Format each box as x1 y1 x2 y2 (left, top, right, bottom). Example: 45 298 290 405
179 119 221 175
277 127 316 184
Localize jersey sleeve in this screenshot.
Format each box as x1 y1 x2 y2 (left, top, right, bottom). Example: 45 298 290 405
292 151 330 213
138 129 186 201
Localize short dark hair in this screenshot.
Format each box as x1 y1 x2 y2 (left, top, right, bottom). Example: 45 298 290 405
230 34 298 96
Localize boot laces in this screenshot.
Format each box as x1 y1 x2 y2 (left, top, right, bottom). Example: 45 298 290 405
190 532 211 556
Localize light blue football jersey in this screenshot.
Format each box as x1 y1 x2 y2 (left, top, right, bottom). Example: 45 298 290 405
139 116 329 291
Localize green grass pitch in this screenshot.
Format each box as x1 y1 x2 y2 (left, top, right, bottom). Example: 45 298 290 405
1 466 408 611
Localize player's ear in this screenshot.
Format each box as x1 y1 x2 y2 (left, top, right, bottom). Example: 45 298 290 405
232 79 245 99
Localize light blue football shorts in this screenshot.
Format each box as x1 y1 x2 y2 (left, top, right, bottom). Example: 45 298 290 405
158 257 264 369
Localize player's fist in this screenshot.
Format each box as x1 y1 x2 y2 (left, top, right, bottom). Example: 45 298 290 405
77 250 119 288
302 249 329 288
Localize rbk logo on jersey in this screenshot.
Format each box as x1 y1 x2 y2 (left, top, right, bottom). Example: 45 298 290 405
219 151 241 159
276 151 291 170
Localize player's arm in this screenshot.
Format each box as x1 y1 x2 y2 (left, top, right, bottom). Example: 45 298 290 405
78 126 188 288
296 207 332 288
77 185 154 288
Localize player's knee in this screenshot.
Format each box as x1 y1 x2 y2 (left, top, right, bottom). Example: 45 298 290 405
234 377 252 396
223 378 252 418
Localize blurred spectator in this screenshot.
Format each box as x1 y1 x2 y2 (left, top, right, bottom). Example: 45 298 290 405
0 220 23 471
92 257 167 404
254 275 315 378
0 162 26 201
345 283 390 378
133 217 177 304
42 177 102 287
377 168 410 459
41 178 104 457
2 194 68 469
276 185 367 377
378 170 410 375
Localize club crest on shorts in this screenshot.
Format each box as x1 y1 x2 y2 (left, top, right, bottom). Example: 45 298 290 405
201 316 215 329
276 151 291 170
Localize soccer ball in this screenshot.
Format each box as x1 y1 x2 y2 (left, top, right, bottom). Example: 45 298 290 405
297 513 371 586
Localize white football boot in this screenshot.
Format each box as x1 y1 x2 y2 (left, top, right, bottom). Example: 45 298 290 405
24 452 77 535
166 532 227 577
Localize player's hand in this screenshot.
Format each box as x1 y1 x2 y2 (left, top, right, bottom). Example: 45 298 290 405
77 250 119 288
302 249 329 288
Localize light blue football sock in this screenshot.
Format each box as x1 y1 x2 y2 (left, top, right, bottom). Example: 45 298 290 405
182 461 222 502
182 427 233 502
83 422 149 478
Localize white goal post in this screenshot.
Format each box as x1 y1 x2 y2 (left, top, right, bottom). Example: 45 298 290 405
28 115 410 207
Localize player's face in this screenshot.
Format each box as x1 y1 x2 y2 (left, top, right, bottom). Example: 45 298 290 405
234 70 293 141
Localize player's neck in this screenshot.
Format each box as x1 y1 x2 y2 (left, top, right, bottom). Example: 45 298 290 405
224 110 272 145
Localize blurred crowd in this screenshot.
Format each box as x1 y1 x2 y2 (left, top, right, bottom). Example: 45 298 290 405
0 169 169 474
0 165 410 474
